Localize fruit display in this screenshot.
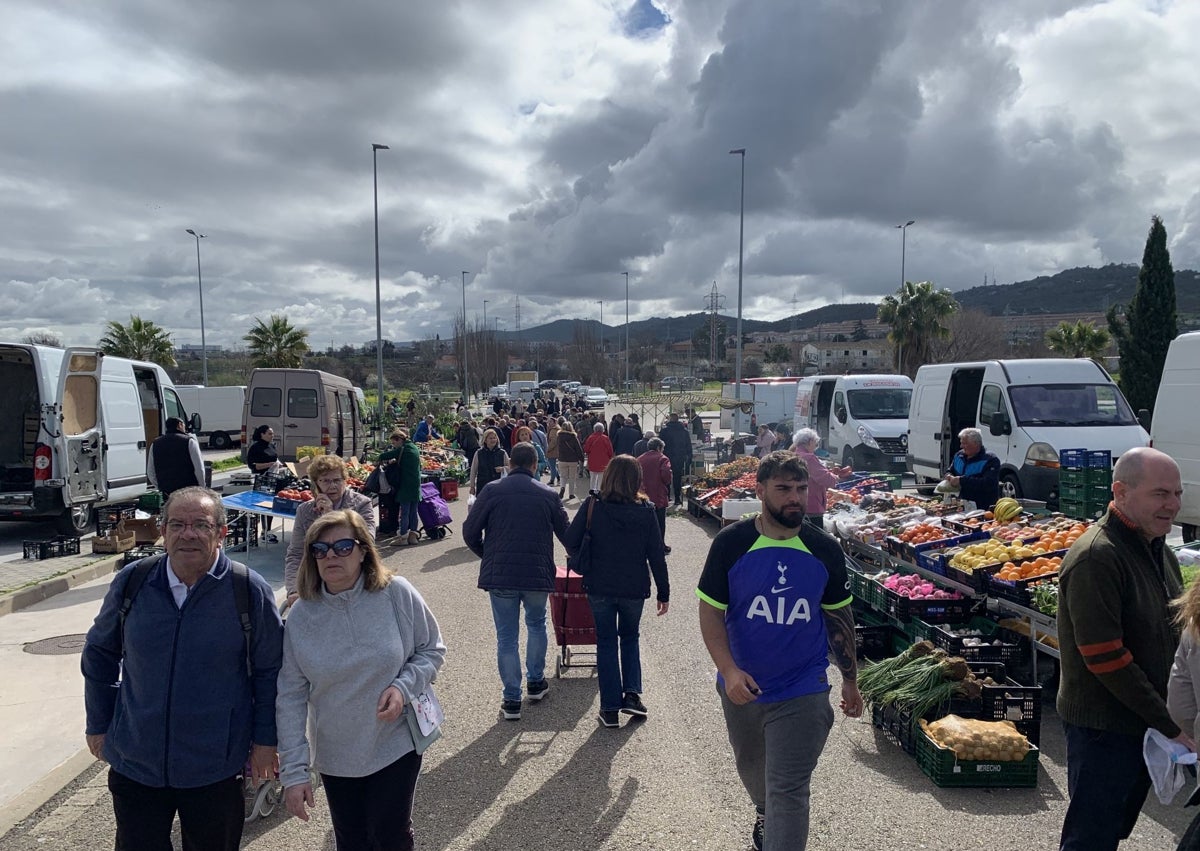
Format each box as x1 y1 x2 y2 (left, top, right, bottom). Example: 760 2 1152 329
694 457 759 490
993 497 1023 523
275 487 313 502
883 573 964 601
995 555 1062 582
895 523 954 545
947 537 1069 573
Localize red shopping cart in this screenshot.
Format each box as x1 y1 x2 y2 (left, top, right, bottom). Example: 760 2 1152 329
551 564 597 677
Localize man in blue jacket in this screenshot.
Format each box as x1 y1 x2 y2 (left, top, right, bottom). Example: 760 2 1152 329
464 442 569 721
82 486 284 851
942 427 1001 510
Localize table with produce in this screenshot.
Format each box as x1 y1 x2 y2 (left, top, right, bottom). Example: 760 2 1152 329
827 494 1115 788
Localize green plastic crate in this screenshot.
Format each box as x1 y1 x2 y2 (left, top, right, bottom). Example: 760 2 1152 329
915 728 1040 788
1058 481 1087 501
138 491 164 513
1086 467 1113 486
1058 469 1088 488
862 471 903 491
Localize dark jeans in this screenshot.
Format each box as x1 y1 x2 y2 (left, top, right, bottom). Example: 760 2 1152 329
654 505 667 542
668 459 686 504
1060 722 1152 851
108 768 243 851
398 501 419 536
588 595 645 711
322 750 424 851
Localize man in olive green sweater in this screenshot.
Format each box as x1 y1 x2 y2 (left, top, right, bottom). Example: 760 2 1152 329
1057 447 1194 851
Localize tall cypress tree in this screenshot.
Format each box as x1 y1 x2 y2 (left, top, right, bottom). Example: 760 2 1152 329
1106 215 1177 419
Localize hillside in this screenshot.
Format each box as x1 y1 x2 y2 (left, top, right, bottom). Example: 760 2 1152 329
511 264 1200 342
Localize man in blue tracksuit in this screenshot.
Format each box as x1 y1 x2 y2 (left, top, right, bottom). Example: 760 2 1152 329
944 427 1001 510
82 486 284 851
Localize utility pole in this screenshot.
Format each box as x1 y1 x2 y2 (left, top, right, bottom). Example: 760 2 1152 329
704 281 726 362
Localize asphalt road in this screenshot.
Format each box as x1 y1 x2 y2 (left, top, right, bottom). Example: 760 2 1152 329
0 486 1192 850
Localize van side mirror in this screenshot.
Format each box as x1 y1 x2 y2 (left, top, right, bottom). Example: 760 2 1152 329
1137 408 1151 431
989 411 1011 436
190 412 202 434
834 406 847 424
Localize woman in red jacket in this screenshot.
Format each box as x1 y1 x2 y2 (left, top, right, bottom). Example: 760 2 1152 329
583 422 614 495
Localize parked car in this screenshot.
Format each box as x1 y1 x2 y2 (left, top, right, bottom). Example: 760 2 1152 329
585 387 610 409
538 379 559 390
681 376 704 389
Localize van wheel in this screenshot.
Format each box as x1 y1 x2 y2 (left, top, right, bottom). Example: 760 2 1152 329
842 448 855 469
914 475 936 496
209 431 232 450
1184 524 1198 544
999 472 1022 500
54 503 94 537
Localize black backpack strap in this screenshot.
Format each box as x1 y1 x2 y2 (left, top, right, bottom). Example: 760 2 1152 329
230 563 254 679
118 555 166 657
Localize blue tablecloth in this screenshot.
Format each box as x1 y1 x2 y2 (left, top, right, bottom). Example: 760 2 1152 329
221 489 297 520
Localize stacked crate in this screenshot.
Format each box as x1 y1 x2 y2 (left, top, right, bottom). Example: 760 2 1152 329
1058 449 1112 521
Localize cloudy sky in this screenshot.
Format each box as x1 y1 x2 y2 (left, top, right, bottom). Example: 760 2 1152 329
3 0 1199 351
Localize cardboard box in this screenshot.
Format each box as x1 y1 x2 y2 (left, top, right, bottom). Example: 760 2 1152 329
92 530 136 553
124 518 161 544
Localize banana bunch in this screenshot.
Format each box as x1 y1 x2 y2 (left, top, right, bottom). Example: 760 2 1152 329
993 498 1022 523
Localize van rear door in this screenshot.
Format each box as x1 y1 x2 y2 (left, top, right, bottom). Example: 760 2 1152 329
909 367 953 478
56 348 107 504
283 372 322 460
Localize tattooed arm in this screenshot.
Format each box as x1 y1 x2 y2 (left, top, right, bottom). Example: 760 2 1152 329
823 605 864 717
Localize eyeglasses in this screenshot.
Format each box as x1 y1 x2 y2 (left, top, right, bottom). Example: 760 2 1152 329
309 538 360 559
316 477 345 486
164 520 219 534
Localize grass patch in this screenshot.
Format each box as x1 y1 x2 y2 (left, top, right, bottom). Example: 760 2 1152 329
211 456 245 472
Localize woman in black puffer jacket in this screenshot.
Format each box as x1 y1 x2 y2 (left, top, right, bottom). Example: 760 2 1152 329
563 454 669 729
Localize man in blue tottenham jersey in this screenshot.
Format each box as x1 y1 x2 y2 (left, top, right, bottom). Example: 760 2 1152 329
697 451 862 851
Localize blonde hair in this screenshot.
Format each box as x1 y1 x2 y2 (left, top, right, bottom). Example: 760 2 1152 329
1175 580 1200 636
295 510 391 600
307 454 346 482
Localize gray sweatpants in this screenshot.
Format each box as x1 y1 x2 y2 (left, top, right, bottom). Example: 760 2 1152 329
719 686 835 851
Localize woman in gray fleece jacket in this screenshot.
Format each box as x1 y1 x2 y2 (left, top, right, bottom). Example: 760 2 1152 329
277 509 446 850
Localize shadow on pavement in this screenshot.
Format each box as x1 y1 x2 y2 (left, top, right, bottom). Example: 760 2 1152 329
419 547 480 574
466 725 638 851
416 677 601 848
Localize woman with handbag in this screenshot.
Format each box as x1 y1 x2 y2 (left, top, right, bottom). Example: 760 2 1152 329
374 430 405 541
278 509 446 851
564 454 669 729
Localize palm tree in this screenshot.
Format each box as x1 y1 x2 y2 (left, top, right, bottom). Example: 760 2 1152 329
244 315 309 368
98 316 177 367
877 281 958 376
1045 320 1111 360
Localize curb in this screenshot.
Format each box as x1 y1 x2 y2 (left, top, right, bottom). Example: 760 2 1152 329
0 556 124 619
0 749 96 840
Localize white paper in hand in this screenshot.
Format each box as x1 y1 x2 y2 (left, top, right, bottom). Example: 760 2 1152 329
413 689 444 736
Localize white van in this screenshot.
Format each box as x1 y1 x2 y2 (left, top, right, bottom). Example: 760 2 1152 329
0 344 195 535
793 374 913 472
909 358 1148 500
242 368 366 462
1150 332 1200 541
175 385 246 449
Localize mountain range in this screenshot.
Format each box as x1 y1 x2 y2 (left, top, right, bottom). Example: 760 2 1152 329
489 263 1200 344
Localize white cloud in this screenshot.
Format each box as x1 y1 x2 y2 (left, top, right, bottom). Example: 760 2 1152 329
0 0 1196 351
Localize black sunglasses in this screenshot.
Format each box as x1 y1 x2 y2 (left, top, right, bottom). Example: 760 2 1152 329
309 538 360 559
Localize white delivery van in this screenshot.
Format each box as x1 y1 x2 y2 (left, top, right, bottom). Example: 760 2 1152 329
1150 331 1200 542
242 368 366 462
909 358 1148 501
175 385 246 449
0 344 195 535
793 374 913 472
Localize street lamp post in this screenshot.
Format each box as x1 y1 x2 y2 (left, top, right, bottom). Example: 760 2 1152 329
597 300 604 383
372 143 389 434
730 147 746 438
483 299 489 387
895 219 915 372
461 271 471 405
623 271 629 389
184 229 208 385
